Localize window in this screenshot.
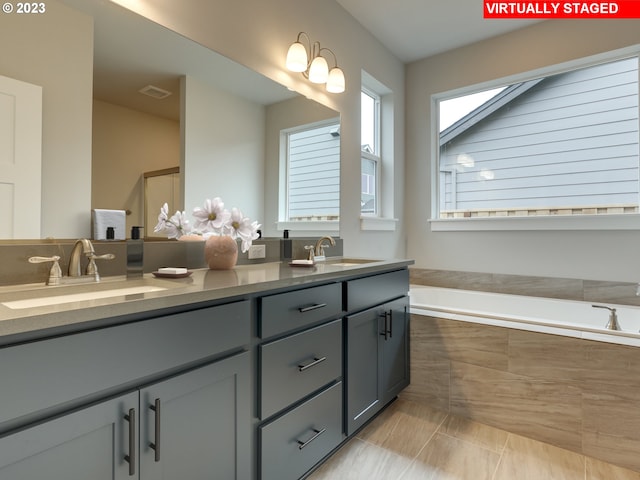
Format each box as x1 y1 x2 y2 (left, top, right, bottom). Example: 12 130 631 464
283 119 340 222
433 49 640 230
361 88 380 215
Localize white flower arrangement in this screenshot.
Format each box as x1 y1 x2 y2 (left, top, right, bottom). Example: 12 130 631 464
154 197 261 253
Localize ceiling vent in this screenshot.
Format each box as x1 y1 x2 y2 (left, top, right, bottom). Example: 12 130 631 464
139 85 172 99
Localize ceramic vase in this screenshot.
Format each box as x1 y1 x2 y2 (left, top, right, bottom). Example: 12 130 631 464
204 235 238 270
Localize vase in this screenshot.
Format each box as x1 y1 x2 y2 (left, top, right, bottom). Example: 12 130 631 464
204 235 238 270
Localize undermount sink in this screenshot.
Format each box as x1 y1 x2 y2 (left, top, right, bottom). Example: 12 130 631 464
323 258 378 267
2 285 167 310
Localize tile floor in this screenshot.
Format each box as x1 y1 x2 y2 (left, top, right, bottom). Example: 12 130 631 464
307 397 640 480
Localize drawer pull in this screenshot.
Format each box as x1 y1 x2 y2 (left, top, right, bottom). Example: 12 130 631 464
149 398 161 462
298 356 327 372
297 428 327 450
298 303 327 313
124 408 136 476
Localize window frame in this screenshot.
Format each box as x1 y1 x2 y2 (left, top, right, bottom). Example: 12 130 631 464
430 45 640 232
277 118 340 234
361 87 381 216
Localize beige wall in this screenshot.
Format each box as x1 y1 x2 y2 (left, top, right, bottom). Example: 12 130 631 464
0 0 93 239
112 0 406 259
181 75 265 225
406 20 640 282
92 99 180 234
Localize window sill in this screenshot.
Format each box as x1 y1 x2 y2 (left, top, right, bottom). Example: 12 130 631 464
429 214 640 231
360 216 398 231
276 221 339 233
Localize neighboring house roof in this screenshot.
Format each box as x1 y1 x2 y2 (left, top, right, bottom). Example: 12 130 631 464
439 78 543 145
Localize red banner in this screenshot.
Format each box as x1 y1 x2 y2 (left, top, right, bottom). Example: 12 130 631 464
484 1 640 18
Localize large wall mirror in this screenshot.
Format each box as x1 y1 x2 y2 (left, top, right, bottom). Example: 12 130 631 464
0 0 340 240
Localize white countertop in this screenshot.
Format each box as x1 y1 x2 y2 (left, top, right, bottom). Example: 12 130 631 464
0 259 412 342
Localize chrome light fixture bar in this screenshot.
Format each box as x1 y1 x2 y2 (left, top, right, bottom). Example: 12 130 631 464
286 32 345 94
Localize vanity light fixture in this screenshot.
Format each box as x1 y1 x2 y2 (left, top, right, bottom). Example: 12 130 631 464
286 32 345 93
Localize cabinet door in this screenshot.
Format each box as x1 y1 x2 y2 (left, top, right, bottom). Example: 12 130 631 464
381 297 410 404
0 391 138 480
139 352 250 480
345 305 384 435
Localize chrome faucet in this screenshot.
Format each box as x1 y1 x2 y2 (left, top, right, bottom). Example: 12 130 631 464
592 305 621 331
314 236 336 260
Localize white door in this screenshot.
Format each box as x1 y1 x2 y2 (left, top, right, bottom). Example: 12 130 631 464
0 74 42 238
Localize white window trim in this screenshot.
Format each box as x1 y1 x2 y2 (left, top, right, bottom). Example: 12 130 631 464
430 44 640 232
278 118 340 232
362 70 396 231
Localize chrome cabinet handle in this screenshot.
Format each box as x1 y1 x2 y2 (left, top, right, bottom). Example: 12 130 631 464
298 303 327 313
149 398 161 462
124 408 136 476
298 356 327 372
297 428 326 450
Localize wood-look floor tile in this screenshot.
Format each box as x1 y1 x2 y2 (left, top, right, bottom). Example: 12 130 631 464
357 399 447 458
437 413 509 453
586 456 640 480
307 437 413 480
400 432 500 480
494 434 585 480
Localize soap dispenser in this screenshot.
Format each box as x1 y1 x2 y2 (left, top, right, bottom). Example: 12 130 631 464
127 226 144 278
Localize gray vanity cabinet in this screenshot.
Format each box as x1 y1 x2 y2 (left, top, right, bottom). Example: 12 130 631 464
0 391 138 479
0 300 251 480
345 270 410 436
139 352 250 480
0 354 249 480
258 283 344 480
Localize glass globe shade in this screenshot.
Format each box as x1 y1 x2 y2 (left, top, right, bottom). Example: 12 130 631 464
308 55 329 83
326 67 345 93
286 42 308 72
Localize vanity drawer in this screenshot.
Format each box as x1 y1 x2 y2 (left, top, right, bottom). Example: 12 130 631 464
260 319 342 419
260 382 343 480
347 269 409 313
259 282 342 338
0 300 250 431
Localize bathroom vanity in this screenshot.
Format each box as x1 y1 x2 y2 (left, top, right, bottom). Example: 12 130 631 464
0 258 411 480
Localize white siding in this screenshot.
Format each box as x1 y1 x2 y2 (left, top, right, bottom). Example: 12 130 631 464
440 57 639 212
287 122 340 220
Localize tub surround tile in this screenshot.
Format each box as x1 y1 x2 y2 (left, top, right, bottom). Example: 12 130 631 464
583 280 640 307
582 388 640 472
491 273 584 300
508 330 586 385
494 434 585 480
418 317 509 371
409 268 640 307
450 361 583 453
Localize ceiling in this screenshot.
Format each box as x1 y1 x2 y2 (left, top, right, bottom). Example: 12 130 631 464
335 0 542 62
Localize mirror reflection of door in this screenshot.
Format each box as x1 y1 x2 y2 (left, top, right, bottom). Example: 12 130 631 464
0 75 42 239
144 167 180 238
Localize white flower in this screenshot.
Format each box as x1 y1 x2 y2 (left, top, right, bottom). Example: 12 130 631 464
154 203 191 239
155 198 260 253
192 197 230 234
226 208 261 252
